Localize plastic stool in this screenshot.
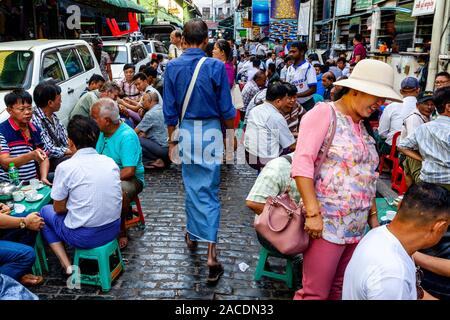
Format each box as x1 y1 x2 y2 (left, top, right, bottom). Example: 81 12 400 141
72 239 125 292
32 233 49 276
254 246 294 288
125 196 145 230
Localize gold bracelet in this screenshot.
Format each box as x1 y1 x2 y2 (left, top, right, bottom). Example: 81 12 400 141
370 211 378 216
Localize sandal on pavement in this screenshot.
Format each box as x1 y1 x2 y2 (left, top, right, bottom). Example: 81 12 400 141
184 232 197 251
207 264 224 284
20 274 44 287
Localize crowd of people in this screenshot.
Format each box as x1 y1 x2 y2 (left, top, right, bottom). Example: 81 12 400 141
0 19 448 300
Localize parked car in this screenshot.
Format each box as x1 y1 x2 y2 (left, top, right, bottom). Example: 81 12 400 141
102 40 150 82
0 40 102 126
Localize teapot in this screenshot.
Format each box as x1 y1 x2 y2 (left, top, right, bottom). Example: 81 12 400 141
0 180 24 201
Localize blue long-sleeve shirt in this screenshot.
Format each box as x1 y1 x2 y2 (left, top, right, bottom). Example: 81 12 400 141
163 48 235 126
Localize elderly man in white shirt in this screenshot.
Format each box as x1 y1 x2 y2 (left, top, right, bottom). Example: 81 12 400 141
40 115 122 276
378 77 420 153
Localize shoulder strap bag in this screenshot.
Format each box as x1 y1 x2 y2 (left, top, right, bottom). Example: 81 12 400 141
254 103 337 256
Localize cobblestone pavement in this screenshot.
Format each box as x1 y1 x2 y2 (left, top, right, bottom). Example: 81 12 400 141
31 164 300 300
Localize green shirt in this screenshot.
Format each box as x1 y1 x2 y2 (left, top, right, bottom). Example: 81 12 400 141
96 122 145 186
70 90 100 120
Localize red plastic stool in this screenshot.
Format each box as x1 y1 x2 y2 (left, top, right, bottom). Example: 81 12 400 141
125 196 145 230
234 109 240 129
391 166 408 195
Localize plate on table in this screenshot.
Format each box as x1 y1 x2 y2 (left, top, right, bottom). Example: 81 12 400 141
21 185 32 192
13 203 26 214
36 183 45 190
25 194 44 202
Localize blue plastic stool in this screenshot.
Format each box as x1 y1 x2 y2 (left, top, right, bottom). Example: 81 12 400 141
72 239 125 292
254 246 294 288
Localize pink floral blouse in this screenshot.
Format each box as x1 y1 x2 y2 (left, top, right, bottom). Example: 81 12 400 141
292 102 379 245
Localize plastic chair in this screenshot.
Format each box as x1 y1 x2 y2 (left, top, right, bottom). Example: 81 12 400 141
391 165 408 195
32 233 49 276
254 247 294 288
378 131 401 182
72 239 125 292
125 196 145 230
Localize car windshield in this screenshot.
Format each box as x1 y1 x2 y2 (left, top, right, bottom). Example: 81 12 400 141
102 45 128 64
154 42 168 54
0 51 33 90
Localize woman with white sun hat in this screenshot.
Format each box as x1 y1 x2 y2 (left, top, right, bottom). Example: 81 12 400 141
291 59 402 300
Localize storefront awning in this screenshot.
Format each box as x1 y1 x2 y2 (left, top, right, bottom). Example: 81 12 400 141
103 0 147 13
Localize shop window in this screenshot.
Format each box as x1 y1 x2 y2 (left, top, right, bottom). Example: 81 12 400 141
59 48 83 78
377 3 414 53
154 42 168 54
76 45 94 71
131 45 147 64
42 52 65 82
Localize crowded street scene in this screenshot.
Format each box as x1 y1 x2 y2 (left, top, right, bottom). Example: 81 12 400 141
0 0 449 305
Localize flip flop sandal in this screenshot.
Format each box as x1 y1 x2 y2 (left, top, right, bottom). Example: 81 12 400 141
20 274 44 287
184 232 197 251
207 264 224 284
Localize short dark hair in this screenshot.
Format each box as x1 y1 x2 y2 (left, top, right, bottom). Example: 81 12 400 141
268 63 276 73
123 63 135 72
252 59 261 68
324 71 336 82
396 182 450 226
150 59 159 65
337 57 347 64
173 30 182 38
215 39 231 62
354 34 363 42
433 86 450 114
253 70 266 82
33 81 61 109
132 72 149 82
4 89 32 108
284 82 297 97
67 115 100 149
182 19 208 46
290 41 308 53
143 67 158 79
284 56 293 63
88 74 105 85
308 53 319 61
266 81 289 101
157 54 163 61
436 71 450 80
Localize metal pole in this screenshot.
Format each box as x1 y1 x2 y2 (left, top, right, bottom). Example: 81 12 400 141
426 0 446 91
308 0 315 50
212 0 215 22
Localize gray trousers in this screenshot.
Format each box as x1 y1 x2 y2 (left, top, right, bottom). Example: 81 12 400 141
139 137 169 163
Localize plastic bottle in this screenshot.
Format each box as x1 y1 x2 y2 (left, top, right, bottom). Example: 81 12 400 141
8 162 19 185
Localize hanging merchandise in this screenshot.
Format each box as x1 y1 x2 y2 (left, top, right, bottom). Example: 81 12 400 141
297 1 310 36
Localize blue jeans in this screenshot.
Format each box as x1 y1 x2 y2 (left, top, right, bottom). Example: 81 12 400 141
0 212 37 280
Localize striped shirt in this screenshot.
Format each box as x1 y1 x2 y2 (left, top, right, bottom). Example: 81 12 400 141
0 118 45 182
398 116 450 184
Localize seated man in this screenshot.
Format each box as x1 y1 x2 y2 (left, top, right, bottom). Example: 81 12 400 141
40 115 122 276
69 81 121 120
32 81 72 173
399 91 435 187
135 92 169 169
90 99 145 249
244 82 296 171
377 77 419 155
116 63 141 102
398 86 450 191
0 89 50 184
343 182 449 300
80 74 105 98
0 205 44 286
321 71 336 101
284 82 306 137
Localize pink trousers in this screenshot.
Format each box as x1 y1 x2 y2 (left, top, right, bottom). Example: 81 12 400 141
293 238 357 300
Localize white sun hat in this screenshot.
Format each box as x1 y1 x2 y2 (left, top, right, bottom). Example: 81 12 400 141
333 59 402 102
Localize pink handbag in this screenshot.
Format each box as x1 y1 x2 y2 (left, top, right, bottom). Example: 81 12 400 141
254 104 337 255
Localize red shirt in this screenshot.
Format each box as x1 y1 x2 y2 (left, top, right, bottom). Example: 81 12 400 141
351 43 367 64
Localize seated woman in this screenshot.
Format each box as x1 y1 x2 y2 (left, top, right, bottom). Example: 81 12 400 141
135 92 169 169
40 115 122 275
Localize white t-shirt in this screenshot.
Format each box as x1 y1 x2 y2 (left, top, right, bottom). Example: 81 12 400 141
244 101 295 158
378 96 417 145
168 44 183 59
51 148 123 229
343 226 417 300
286 60 317 104
399 108 430 142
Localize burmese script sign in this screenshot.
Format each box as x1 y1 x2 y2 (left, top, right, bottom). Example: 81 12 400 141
412 0 436 17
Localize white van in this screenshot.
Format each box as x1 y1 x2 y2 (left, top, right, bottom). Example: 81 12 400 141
0 40 102 126
102 40 150 82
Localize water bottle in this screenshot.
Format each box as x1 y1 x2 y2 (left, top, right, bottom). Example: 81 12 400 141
8 162 19 186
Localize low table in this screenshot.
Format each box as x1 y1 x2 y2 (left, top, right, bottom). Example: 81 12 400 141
375 197 397 221
12 185 52 214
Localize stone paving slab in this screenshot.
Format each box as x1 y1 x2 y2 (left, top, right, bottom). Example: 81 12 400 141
32 164 299 300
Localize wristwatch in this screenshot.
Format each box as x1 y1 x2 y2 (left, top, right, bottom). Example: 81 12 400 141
19 218 26 229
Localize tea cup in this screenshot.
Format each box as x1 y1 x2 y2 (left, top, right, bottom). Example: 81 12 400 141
12 191 24 202
25 190 38 201
386 210 397 221
29 178 40 190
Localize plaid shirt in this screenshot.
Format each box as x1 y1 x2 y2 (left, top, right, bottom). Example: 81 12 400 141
246 154 300 205
116 78 142 101
242 80 261 111
32 107 69 159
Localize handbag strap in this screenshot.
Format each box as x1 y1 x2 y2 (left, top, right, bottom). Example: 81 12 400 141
180 57 207 123
313 103 337 179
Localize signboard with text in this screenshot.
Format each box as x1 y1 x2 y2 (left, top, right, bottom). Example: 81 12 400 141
412 0 436 16
335 0 352 17
355 0 372 11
